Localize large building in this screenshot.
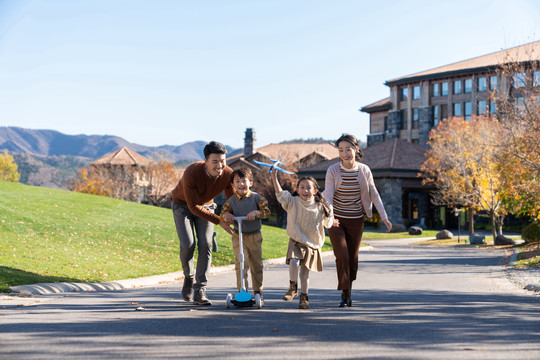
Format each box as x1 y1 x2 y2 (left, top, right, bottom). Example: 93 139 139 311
340 41 540 228
362 40 540 147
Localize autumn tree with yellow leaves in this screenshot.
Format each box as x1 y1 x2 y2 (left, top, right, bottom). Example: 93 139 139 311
422 51 540 235
420 117 508 239
69 167 109 196
0 150 20 182
492 58 540 220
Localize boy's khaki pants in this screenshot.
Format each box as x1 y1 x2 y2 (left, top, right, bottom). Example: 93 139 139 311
231 231 263 292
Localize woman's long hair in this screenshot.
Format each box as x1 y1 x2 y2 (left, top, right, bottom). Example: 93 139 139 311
335 133 363 161
292 176 331 217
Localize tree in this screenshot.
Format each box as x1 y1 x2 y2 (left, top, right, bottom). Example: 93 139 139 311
69 164 140 200
0 151 20 182
492 55 540 220
69 167 109 196
70 160 181 206
146 160 177 206
420 117 507 239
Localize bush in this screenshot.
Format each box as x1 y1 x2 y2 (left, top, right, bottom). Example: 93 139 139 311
474 223 492 231
522 222 540 243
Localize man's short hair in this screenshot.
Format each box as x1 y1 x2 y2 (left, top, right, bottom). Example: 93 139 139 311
203 141 227 159
231 167 253 183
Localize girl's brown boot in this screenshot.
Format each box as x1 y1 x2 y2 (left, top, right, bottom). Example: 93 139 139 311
282 281 298 301
298 293 309 309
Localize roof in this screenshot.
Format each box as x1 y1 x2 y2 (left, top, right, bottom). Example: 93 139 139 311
91 147 153 166
228 142 337 165
360 97 391 113
297 157 339 173
362 139 427 171
386 40 540 86
298 139 427 175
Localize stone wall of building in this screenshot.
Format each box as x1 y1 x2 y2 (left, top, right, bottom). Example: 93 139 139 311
375 177 403 225
386 111 400 141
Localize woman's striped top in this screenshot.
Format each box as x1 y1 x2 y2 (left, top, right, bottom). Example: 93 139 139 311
333 165 364 219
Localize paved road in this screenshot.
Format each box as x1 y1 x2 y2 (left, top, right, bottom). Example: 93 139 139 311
1 239 539 359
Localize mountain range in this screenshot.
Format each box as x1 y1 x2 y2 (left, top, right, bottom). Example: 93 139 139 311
0 126 240 162
0 126 239 189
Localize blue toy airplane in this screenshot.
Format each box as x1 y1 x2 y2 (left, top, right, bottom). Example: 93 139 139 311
252 156 295 174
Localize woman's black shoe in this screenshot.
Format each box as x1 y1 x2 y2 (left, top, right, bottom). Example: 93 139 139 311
339 298 352 307
339 290 352 307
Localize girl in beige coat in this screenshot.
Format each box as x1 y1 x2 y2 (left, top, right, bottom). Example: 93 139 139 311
271 171 334 309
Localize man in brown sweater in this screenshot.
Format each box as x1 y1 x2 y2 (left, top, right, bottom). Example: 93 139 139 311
171 141 235 305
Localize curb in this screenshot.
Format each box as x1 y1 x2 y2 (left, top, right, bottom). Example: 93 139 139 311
505 248 540 293
9 249 375 296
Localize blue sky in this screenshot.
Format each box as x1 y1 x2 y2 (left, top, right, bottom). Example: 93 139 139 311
1 0 539 149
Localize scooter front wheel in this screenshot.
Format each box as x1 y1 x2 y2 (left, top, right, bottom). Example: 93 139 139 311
226 293 233 308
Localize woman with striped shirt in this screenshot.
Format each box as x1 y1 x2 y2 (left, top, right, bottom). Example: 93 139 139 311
323 134 392 307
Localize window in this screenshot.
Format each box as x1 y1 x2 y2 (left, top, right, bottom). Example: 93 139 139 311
454 102 462 117
432 83 439 97
399 109 408 130
513 72 527 88
412 108 419 128
400 87 408 101
454 80 462 94
490 75 498 90
477 100 487 115
464 102 472 120
432 105 439 127
478 77 487 91
517 97 525 112
413 86 421 100
441 81 449 96
534 71 540 86
441 104 448 121
464 79 472 93
489 100 497 114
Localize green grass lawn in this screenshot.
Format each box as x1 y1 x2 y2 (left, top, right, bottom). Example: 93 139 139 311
1 181 336 292
2 180 505 293
414 235 523 246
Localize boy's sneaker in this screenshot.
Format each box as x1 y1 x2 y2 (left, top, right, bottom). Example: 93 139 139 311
298 293 309 309
254 291 264 306
282 281 298 301
193 288 212 306
181 278 193 302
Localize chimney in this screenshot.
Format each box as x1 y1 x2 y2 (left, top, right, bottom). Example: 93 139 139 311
244 128 256 157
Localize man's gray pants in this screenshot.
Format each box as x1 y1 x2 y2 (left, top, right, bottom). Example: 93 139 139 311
172 202 215 291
